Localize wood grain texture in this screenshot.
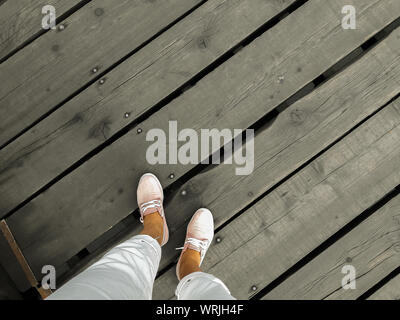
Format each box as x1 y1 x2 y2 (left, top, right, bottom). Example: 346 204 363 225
0 0 81 61
154 97 400 299
155 25 400 272
0 263 22 300
368 274 400 300
0 0 201 146
5 0 400 278
152 27 400 298
0 0 299 217
0 220 38 288
0 227 31 291
57 218 142 287
263 195 400 300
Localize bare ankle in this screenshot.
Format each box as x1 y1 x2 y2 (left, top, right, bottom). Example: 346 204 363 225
178 249 201 279
140 212 163 245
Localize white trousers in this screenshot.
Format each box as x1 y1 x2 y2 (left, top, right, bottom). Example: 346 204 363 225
47 235 234 300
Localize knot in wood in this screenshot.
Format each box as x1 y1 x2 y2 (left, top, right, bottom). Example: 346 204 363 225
290 109 306 124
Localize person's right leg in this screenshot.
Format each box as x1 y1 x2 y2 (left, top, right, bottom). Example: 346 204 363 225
47 233 161 300
47 173 167 300
175 209 235 300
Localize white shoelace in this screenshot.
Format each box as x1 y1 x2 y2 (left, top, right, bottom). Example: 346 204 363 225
176 237 209 259
139 199 163 223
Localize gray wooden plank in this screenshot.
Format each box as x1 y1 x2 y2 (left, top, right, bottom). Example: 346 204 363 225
5 0 400 278
156 25 400 272
0 0 299 217
0 0 202 147
263 194 400 300
58 219 142 288
84 214 137 254
0 0 82 61
368 274 400 300
152 26 400 298
154 97 400 299
0 228 31 291
0 263 22 300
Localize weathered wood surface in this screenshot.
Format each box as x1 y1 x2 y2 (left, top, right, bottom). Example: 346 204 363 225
263 194 400 299
0 0 202 147
153 26 400 298
155 25 400 272
153 95 400 299
0 0 82 61
0 227 30 291
0 263 22 300
5 0 400 279
368 274 400 300
58 218 142 287
0 0 300 217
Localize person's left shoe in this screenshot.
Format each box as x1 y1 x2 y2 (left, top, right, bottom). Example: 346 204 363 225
176 208 214 280
137 173 169 246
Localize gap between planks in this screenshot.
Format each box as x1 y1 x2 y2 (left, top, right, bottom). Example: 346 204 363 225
0 0 203 147
262 190 400 299
155 96 400 299
0 0 304 217
367 272 400 300
154 22 400 275
152 27 400 298
0 0 87 63
3 0 400 284
62 17 400 282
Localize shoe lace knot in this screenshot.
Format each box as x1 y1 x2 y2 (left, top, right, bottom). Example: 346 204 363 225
176 237 209 258
139 199 163 223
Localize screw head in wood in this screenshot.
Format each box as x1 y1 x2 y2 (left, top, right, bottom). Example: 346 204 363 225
92 67 98 74
169 173 175 179
124 112 130 118
58 24 65 31
216 237 222 243
137 128 143 134
181 190 187 196
99 78 105 85
95 8 104 16
251 285 257 291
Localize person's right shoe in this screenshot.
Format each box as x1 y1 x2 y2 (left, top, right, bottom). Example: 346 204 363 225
176 208 214 280
137 173 169 246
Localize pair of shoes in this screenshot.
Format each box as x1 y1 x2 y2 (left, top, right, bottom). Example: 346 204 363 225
137 173 214 280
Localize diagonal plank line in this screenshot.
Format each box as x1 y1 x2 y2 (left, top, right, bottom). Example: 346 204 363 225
254 186 400 299
0 0 93 64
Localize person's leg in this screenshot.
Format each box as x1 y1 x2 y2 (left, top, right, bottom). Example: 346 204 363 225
178 249 201 279
47 173 168 300
47 233 161 300
176 271 235 300
175 209 235 300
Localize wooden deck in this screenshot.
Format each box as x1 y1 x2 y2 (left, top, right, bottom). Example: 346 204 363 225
0 0 399 300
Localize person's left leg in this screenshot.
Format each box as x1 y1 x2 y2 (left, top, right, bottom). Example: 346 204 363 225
47 173 167 300
175 209 235 300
